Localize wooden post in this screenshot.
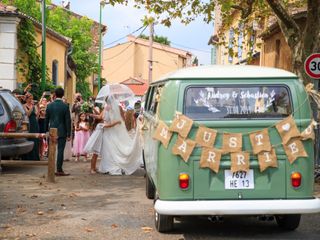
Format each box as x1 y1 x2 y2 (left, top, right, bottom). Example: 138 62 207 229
47 128 57 183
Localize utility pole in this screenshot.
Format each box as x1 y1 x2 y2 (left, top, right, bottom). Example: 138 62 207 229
41 0 46 91
148 22 154 84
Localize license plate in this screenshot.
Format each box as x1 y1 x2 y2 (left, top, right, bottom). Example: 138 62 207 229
224 170 254 189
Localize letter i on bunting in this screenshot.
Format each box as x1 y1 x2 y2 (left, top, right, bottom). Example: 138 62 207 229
275 116 300 144
301 119 317 141
283 138 308 164
249 129 272 154
172 136 196 163
200 147 222 173
152 121 173 148
231 152 250 172
223 133 242 153
169 113 193 138
257 149 278 172
195 126 217 147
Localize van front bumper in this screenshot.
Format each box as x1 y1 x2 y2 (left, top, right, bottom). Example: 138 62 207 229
154 198 320 215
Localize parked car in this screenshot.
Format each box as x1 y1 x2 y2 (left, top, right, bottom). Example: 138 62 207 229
142 65 320 232
0 88 33 159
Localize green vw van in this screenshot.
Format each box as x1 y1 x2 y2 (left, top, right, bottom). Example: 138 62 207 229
142 65 320 232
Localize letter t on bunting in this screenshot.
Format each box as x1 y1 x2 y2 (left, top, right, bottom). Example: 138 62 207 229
152 120 173 148
249 129 272 155
275 116 300 144
195 126 217 148
200 147 222 173
231 152 250 173
172 136 196 163
169 113 193 138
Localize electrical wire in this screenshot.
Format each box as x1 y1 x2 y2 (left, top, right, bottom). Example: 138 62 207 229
104 25 145 47
170 41 211 54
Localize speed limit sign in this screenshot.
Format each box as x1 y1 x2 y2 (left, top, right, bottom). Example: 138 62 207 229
305 53 320 79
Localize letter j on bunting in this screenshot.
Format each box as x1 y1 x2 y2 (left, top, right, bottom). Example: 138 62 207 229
275 116 301 144
152 121 173 148
283 138 308 164
172 136 196 163
231 152 250 173
169 113 193 138
200 147 222 173
195 126 217 148
249 129 272 155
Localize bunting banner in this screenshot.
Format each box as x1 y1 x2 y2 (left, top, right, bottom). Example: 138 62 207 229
195 126 217 148
172 136 196 163
283 138 308 164
169 113 193 138
200 147 222 173
257 149 278 172
152 120 173 148
301 120 317 141
275 116 301 144
230 151 250 173
249 129 272 154
223 133 242 153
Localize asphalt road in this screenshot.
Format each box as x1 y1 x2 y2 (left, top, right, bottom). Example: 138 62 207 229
0 160 320 240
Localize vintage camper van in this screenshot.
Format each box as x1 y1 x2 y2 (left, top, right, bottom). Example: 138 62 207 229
142 65 320 232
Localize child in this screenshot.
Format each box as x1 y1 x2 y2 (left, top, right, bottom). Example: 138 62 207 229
73 112 90 162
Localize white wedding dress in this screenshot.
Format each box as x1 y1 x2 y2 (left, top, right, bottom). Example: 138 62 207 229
98 97 142 175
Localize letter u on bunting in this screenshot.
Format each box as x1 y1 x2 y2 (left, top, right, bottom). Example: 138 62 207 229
172 136 196 163
169 113 193 138
283 138 308 164
200 147 222 173
231 152 250 173
249 129 272 154
195 126 217 148
223 133 242 153
257 149 278 172
301 120 317 141
275 116 300 144
152 120 173 148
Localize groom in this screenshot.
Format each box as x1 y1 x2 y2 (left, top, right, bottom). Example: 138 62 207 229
46 87 71 176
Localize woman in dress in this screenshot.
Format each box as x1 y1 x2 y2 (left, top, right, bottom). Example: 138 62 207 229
73 112 90 162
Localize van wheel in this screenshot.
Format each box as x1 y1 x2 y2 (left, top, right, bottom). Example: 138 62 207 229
146 175 155 199
155 210 173 232
275 214 301 230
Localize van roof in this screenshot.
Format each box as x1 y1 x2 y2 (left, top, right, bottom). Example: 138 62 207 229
156 65 297 82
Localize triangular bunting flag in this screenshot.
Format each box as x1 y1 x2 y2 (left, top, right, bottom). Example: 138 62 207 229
230 151 250 173
257 149 278 172
223 133 242 153
169 113 193 138
195 126 217 148
152 120 173 148
301 119 317 141
172 136 196 163
249 128 272 155
283 138 308 164
200 147 222 173
275 116 300 144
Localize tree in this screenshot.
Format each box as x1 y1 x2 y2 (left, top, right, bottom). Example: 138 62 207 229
107 0 318 85
140 34 171 45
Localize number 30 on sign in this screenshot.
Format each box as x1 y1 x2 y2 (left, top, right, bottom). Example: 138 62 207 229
305 53 320 79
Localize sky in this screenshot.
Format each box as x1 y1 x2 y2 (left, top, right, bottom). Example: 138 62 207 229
51 0 214 65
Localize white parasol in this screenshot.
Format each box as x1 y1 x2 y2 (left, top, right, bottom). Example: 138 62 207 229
95 84 134 103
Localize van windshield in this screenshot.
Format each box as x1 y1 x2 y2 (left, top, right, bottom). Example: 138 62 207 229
184 85 292 119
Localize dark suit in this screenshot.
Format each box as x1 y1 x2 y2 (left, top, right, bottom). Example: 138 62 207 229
46 99 71 172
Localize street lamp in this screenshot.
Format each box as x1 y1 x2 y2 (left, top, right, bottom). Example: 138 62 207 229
41 0 46 91
98 0 107 90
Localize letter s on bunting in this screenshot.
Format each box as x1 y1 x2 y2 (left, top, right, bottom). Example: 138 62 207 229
169 113 193 138
223 133 242 153
195 126 217 148
172 136 196 163
200 147 222 173
152 121 173 148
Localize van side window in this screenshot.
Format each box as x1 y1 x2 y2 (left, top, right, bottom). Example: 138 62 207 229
145 87 155 111
149 85 163 114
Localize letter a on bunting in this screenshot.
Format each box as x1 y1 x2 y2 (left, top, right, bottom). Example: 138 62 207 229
275 116 300 144
223 133 242 153
152 120 173 148
249 129 272 154
257 149 278 172
283 138 308 164
231 152 250 172
172 136 196 163
195 126 217 148
301 120 317 141
200 147 222 173
169 113 193 138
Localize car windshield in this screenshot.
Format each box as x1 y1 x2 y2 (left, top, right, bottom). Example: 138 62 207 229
184 85 292 120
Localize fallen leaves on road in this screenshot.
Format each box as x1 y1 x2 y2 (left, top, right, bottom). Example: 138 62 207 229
37 211 44 215
111 224 118 229
141 226 153 233
69 192 78 198
85 227 94 232
30 195 38 199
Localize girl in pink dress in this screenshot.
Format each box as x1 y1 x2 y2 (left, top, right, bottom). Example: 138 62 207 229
73 112 90 161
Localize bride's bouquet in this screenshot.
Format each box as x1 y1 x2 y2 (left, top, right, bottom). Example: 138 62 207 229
81 101 94 113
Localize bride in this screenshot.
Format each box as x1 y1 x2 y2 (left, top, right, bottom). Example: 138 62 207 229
86 96 142 175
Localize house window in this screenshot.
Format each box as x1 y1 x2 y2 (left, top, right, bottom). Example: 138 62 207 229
238 24 243 61
228 28 234 63
52 60 58 86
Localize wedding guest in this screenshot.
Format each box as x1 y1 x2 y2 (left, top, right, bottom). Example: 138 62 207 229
73 112 90 162
38 104 47 159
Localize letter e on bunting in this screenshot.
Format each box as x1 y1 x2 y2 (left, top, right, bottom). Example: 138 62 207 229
172 136 196 163
249 129 272 154
152 120 173 148
169 113 193 138
231 152 250 172
200 147 222 173
223 133 242 153
195 126 217 148
283 138 308 164
275 116 300 144
301 120 317 141
257 149 278 172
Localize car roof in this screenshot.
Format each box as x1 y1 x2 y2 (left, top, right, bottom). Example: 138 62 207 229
155 65 297 83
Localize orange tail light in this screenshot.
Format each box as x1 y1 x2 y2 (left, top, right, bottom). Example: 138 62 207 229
179 173 189 190
291 172 302 188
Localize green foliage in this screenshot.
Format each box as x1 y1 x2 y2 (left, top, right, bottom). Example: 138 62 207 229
140 34 171 45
